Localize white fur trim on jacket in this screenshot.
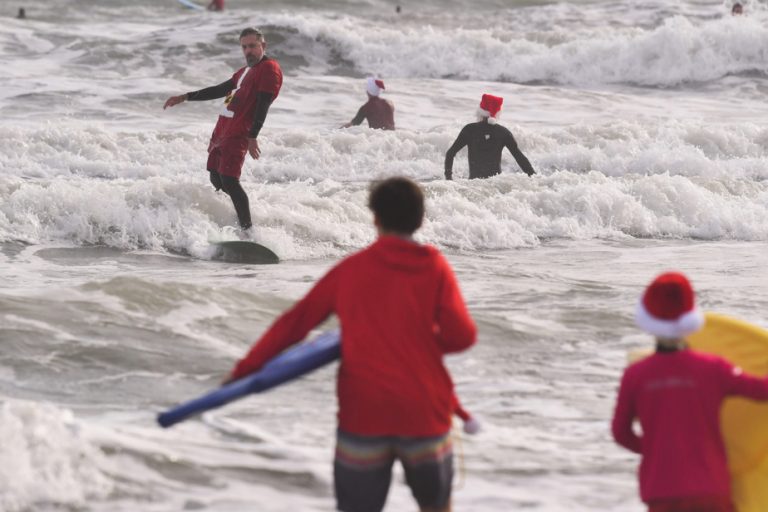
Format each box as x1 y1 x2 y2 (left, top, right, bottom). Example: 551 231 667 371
634 301 705 338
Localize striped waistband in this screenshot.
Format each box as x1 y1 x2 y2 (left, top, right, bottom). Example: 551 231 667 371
335 430 453 469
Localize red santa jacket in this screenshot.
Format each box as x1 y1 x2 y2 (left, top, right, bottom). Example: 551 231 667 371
612 349 768 503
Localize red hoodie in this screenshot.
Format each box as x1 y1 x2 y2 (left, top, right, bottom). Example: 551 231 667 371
231 235 477 436
612 349 768 503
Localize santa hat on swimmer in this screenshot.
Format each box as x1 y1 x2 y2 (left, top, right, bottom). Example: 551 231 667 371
635 272 705 339
366 77 386 97
477 93 503 125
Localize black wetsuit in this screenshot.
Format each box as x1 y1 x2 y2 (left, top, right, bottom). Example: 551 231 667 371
444 120 535 180
185 62 277 230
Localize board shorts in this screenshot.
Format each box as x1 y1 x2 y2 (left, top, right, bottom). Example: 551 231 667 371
334 429 453 512
206 137 248 179
647 496 735 512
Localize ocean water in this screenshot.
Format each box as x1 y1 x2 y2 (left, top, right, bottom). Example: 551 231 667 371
1 0 768 510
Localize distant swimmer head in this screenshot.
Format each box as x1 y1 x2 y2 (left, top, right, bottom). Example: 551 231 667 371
366 77 386 97
732 2 743 15
368 177 424 236
635 272 705 340
477 94 503 124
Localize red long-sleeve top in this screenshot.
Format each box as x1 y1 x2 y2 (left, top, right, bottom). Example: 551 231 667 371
231 235 477 436
612 349 768 503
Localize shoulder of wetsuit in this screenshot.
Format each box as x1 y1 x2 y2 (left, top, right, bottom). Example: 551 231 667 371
494 123 515 138
467 121 484 130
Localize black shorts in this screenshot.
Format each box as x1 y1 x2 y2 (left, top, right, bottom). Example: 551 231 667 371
334 429 453 512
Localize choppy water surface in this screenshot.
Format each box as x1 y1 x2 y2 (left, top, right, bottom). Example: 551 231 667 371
1 0 767 510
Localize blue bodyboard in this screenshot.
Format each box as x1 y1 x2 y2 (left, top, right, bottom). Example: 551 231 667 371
158 331 340 428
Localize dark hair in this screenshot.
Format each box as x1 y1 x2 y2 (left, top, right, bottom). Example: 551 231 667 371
239 27 264 41
368 177 425 234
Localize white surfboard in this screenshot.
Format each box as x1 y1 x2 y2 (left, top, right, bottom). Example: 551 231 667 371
177 0 205 11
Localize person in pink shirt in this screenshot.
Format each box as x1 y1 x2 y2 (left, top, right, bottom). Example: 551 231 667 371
612 272 768 512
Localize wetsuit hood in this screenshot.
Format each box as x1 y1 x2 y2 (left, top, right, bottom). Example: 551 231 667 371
370 235 437 272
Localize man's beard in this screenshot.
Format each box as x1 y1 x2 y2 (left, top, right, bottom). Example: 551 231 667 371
246 55 259 67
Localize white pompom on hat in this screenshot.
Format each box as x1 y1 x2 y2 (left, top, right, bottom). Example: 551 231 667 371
455 402 481 435
366 77 385 97
477 93 503 125
635 272 705 339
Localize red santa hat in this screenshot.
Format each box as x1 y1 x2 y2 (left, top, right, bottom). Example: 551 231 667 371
477 94 503 125
366 77 385 97
635 272 705 339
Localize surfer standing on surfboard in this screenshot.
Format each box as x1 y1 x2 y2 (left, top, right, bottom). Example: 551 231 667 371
612 272 768 512
228 177 476 512
444 94 535 180
163 27 282 232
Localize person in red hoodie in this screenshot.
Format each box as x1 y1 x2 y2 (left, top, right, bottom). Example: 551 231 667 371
612 272 768 512
342 77 395 130
228 176 476 512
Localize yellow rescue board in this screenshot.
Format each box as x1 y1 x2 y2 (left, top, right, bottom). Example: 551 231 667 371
628 312 768 512
687 312 768 512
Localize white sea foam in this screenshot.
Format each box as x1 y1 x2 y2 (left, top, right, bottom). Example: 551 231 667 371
0 400 113 512
3 4 767 94
254 11 768 86
2 118 767 259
